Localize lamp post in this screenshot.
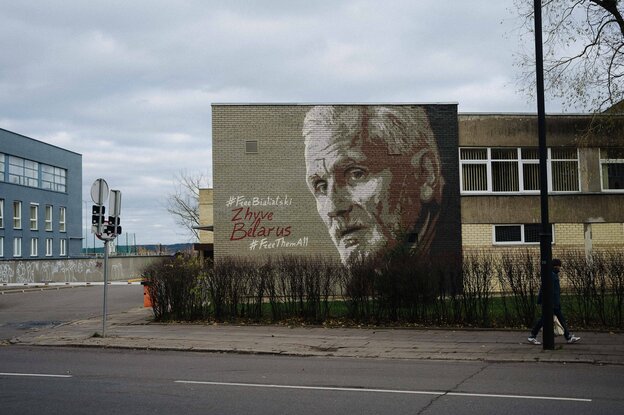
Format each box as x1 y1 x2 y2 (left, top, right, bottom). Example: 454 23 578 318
534 0 555 350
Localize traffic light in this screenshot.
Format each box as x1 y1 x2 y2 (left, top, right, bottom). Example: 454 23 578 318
91 205 105 234
105 215 122 236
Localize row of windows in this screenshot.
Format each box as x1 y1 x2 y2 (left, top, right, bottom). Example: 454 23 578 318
460 147 624 193
0 236 67 258
460 147 580 193
0 153 67 193
0 199 66 232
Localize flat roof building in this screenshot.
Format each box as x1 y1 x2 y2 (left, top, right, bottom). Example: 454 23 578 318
0 128 82 259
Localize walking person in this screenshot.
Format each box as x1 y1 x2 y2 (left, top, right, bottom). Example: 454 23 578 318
528 258 581 345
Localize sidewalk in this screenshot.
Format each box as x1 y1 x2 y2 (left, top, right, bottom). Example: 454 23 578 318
12 306 624 365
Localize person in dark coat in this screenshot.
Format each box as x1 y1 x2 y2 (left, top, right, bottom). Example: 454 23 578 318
528 258 580 345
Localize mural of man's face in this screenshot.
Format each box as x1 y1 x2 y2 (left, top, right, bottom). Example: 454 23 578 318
304 126 425 265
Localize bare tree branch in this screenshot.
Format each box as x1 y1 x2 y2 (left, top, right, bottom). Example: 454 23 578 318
165 170 211 242
514 0 624 111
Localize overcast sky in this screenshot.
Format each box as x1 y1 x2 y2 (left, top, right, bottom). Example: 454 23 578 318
0 1 566 246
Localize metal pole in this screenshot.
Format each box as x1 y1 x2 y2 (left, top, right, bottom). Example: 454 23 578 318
102 239 109 337
534 0 554 350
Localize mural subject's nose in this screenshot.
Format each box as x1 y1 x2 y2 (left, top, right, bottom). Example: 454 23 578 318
327 182 353 219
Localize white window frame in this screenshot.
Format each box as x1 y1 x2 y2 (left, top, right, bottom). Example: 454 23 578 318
492 224 555 245
0 198 4 229
30 237 38 257
59 239 67 257
30 203 39 231
13 237 22 257
45 238 53 256
459 147 580 194
45 205 53 231
59 206 66 232
0 236 4 257
13 201 22 229
599 148 624 192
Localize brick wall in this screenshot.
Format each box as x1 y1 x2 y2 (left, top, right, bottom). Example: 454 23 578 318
212 104 462 264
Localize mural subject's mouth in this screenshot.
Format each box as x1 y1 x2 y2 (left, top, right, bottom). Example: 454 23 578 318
336 224 366 248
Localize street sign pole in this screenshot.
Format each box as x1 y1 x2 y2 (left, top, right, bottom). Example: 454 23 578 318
90 178 122 338
102 239 109 337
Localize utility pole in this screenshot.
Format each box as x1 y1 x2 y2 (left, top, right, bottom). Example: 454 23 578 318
534 0 555 350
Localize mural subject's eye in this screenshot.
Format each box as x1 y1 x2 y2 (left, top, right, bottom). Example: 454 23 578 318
345 167 368 185
313 179 328 195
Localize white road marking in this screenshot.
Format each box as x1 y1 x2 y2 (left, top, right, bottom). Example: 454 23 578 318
174 380 592 403
0 372 72 378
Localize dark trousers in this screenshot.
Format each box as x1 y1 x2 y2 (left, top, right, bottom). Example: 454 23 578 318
530 308 570 340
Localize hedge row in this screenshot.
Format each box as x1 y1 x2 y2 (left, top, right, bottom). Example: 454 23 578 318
141 250 624 329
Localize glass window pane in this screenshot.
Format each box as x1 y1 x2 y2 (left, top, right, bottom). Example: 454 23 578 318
602 163 624 189
492 161 519 191
523 163 540 191
524 224 541 243
460 148 487 160
491 148 518 160
552 160 579 191
462 164 488 191
495 225 522 242
521 148 539 159
551 148 577 160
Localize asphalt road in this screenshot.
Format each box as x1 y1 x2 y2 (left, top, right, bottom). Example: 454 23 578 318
0 285 143 340
0 346 622 415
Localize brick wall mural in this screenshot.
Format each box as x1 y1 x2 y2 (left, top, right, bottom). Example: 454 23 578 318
213 104 461 266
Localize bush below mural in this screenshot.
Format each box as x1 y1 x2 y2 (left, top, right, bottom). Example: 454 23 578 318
142 250 624 329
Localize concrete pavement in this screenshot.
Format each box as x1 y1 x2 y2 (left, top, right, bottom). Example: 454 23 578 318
9 306 624 365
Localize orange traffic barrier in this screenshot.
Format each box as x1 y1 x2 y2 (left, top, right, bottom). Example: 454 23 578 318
141 281 153 308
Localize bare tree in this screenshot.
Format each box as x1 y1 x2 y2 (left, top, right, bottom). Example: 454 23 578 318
166 170 211 241
514 0 624 112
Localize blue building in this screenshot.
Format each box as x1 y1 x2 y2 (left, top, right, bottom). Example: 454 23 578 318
0 128 82 259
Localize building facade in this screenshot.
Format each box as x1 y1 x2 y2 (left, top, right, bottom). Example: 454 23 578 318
0 128 82 259
459 113 624 256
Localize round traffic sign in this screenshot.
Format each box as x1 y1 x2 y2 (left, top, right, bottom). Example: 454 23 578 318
90 178 109 205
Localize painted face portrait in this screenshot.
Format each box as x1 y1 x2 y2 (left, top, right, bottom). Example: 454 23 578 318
302 106 444 265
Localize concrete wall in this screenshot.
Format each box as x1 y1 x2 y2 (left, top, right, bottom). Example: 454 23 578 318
0 255 166 284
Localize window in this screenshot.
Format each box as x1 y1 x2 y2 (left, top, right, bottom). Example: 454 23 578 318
30 238 38 257
0 152 5 181
45 205 53 231
491 148 519 192
13 237 22 257
0 199 4 228
550 148 579 191
459 147 579 193
30 204 39 231
493 224 554 245
600 148 624 191
46 238 53 256
59 239 67 257
59 207 66 232
245 140 258 154
9 156 39 187
41 164 67 192
13 201 22 229
460 148 488 191
0 237 3 257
